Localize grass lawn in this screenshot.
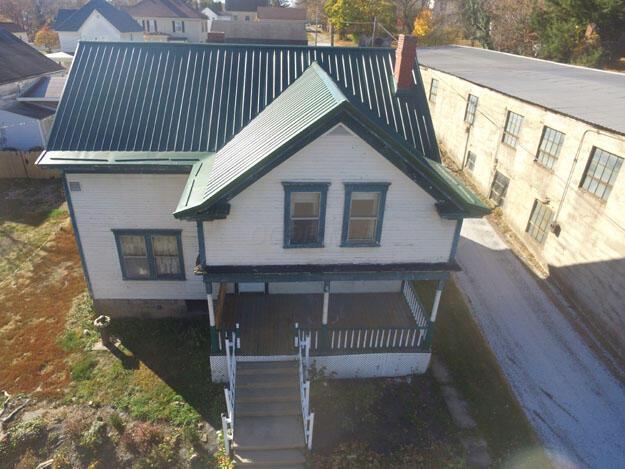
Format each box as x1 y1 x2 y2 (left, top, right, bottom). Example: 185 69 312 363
416 279 550 466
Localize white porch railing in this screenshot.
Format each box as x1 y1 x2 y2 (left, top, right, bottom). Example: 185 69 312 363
221 332 237 455
301 326 428 352
296 326 315 450
402 280 429 327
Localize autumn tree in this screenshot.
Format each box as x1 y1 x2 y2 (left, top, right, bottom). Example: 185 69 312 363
34 25 59 51
412 9 433 37
396 0 426 34
324 0 396 40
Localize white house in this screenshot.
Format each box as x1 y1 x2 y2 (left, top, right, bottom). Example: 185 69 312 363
52 0 143 54
125 0 208 43
37 36 488 463
0 29 62 150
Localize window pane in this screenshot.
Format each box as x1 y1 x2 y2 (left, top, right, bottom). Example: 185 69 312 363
350 192 379 217
152 235 181 277
291 219 319 244
348 219 376 241
291 192 320 218
152 235 178 256
120 235 147 256
124 258 150 279
155 256 181 276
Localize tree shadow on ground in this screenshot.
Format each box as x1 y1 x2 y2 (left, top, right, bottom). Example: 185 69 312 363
108 317 223 427
0 179 65 226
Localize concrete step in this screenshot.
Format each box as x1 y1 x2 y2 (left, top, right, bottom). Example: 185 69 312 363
237 400 301 417
234 416 305 450
237 385 299 403
237 371 299 388
237 361 298 375
234 448 306 466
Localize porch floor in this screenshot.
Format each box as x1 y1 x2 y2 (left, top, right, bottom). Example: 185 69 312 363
221 292 416 355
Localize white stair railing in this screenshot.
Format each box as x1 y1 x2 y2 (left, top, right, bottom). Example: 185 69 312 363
221 329 237 455
296 327 315 450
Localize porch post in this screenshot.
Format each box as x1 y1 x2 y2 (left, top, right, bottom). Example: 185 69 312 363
205 279 218 353
426 278 445 348
320 280 330 350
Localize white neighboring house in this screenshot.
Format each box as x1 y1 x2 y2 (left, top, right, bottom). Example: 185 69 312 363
202 5 231 30
0 29 63 150
125 0 208 43
52 0 143 54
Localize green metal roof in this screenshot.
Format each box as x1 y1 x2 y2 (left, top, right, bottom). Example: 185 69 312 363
46 41 438 161
175 63 488 219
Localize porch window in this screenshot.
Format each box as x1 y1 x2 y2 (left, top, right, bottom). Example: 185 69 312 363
341 183 389 247
283 183 329 248
114 230 185 280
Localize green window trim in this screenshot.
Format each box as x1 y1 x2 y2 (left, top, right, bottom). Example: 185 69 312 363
113 229 185 281
283 182 329 248
341 183 390 247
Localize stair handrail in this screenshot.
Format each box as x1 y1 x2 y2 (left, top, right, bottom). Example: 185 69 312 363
221 329 237 455
296 330 315 450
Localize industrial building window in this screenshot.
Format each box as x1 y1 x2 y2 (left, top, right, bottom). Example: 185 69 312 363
464 94 478 125
526 200 554 244
429 79 439 104
536 126 565 169
466 151 477 172
502 111 523 148
114 230 185 280
283 183 329 248
580 147 623 201
489 171 510 205
342 183 389 247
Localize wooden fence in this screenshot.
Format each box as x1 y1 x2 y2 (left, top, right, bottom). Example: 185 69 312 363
0 151 58 179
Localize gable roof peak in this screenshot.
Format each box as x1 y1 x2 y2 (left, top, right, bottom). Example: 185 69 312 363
53 0 143 33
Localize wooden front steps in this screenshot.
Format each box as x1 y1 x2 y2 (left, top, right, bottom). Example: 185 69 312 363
234 361 306 468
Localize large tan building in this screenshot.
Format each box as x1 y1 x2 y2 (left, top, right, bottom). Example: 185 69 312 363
418 45 625 361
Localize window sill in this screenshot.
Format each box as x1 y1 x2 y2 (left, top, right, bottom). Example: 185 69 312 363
577 187 608 205
532 159 556 173
340 242 381 248
283 243 325 249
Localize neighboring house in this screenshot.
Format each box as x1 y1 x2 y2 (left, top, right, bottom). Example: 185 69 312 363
224 0 268 21
125 0 208 43
0 21 29 42
210 6 307 45
419 45 625 362
39 36 487 385
202 5 231 30
52 0 143 54
46 51 74 70
0 29 62 150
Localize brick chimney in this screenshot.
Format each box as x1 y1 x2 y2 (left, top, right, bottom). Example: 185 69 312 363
394 35 418 93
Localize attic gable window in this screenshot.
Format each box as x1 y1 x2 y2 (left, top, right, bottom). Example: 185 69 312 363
341 183 389 247
283 183 329 248
114 230 185 280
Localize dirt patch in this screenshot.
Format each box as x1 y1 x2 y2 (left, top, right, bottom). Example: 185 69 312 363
0 223 85 396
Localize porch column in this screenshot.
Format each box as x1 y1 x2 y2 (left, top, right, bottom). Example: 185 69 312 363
426 279 445 348
320 280 330 350
205 279 218 353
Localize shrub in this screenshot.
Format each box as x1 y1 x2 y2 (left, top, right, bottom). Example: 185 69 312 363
71 355 98 381
58 330 83 352
122 422 164 455
79 420 107 452
63 409 91 443
108 412 125 434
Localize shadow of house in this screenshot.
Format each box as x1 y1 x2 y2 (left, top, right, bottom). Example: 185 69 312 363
108 317 223 425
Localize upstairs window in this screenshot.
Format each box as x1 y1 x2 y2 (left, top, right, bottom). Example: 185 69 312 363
526 200 553 244
502 111 523 148
114 230 185 280
429 78 439 104
464 94 478 125
173 20 184 32
536 126 565 169
283 183 329 248
341 183 389 247
580 147 623 201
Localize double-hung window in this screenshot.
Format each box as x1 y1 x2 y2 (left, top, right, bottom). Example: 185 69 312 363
580 147 623 201
526 200 553 244
429 78 439 104
283 183 328 248
536 126 565 169
502 111 523 148
341 183 389 247
464 94 478 125
114 230 185 280
173 20 184 32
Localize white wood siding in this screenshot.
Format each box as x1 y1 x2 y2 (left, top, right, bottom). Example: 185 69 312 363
203 127 457 265
67 173 204 300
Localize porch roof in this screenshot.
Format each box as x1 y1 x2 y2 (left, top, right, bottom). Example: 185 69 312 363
198 262 457 282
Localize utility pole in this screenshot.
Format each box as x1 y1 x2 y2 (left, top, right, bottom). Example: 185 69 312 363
371 16 377 46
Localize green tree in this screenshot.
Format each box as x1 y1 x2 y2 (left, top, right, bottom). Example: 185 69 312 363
531 0 625 66
324 0 396 40
460 0 493 49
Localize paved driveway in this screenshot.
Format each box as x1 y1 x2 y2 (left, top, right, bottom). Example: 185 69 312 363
455 218 625 468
